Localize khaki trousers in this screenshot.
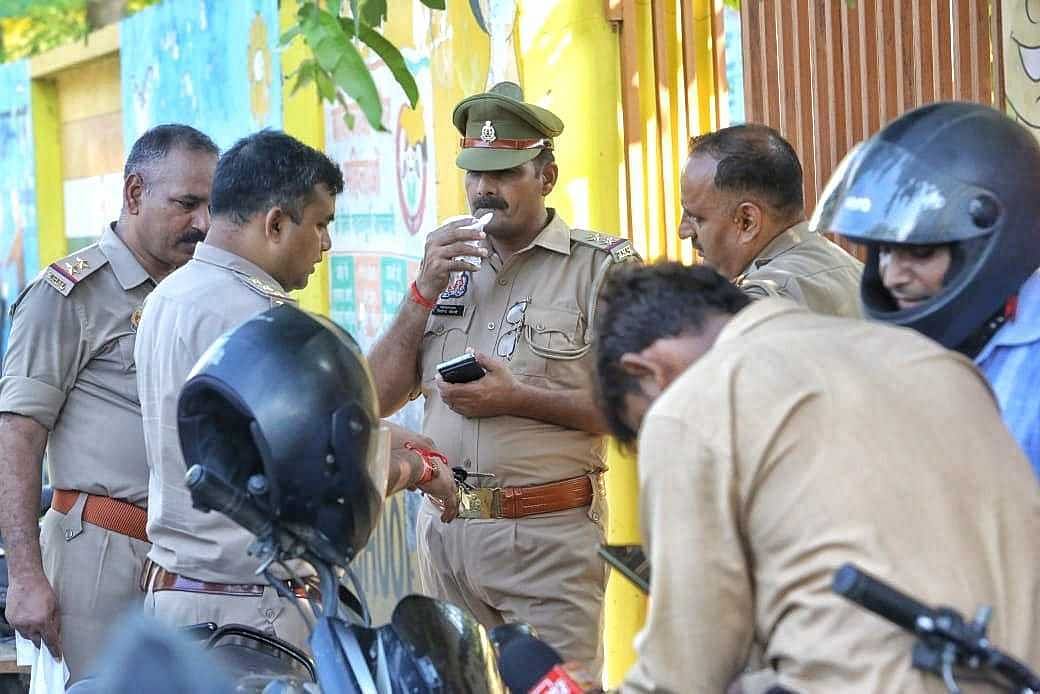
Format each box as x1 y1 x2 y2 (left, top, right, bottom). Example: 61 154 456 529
415 500 606 674
142 568 314 652
40 503 150 684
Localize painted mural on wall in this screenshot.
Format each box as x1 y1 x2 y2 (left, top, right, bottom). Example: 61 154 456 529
325 51 436 364
1004 0 1040 137
0 61 38 357
120 0 282 149
323 28 443 620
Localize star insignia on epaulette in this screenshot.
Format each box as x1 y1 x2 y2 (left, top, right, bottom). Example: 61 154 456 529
584 232 615 248
64 257 90 277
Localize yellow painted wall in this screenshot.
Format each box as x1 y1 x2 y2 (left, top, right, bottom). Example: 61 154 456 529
281 0 330 315
31 78 66 265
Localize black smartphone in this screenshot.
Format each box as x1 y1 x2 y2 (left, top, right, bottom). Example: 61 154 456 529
436 353 486 384
598 544 651 594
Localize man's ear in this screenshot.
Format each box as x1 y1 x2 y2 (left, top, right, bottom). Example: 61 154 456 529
619 351 668 391
540 161 559 196
264 207 286 242
124 174 144 215
734 201 763 244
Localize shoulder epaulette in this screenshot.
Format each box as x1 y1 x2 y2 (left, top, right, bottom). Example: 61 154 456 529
42 244 109 297
570 229 638 263
235 272 296 305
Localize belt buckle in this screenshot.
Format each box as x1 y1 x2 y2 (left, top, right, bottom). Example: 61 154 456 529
457 488 501 519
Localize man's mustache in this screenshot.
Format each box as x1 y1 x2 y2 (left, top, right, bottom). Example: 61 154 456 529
473 196 507 211
179 228 206 244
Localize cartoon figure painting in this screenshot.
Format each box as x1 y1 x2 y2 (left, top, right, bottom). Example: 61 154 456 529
1004 0 1040 136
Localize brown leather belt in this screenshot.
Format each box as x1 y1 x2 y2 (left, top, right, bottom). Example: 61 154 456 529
458 475 593 519
52 489 149 543
143 562 315 600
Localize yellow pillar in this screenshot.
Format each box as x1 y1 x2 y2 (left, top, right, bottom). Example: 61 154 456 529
31 78 66 265
515 1 639 686
280 0 330 315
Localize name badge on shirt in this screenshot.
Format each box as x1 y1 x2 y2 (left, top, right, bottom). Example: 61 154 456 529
432 304 465 317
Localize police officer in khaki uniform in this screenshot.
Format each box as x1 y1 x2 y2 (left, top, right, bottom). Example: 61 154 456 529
679 123 863 316
135 130 341 649
0 124 218 682
135 130 458 649
591 263 1039 693
369 82 637 673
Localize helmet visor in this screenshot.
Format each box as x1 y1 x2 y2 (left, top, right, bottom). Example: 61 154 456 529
810 139 997 245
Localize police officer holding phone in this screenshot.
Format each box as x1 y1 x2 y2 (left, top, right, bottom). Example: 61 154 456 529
369 82 638 674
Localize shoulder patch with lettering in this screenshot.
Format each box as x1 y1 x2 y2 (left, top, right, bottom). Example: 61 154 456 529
41 244 109 297
570 229 639 263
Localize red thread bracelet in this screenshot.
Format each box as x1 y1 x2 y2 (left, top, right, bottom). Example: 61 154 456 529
404 441 444 488
409 281 436 310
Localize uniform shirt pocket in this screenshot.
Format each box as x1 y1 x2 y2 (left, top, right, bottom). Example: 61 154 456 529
420 308 474 384
511 304 589 382
80 331 139 403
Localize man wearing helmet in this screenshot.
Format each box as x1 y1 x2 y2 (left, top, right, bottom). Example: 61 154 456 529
813 102 1040 479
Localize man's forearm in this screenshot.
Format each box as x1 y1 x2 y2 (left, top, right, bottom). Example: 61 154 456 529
509 384 610 434
0 413 49 578
368 299 430 416
385 448 424 496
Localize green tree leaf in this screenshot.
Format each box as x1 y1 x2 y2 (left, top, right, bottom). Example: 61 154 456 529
358 0 386 27
289 59 317 95
331 37 385 131
279 24 301 45
340 18 418 108
314 64 337 102
313 34 347 71
336 93 355 130
418 0 445 10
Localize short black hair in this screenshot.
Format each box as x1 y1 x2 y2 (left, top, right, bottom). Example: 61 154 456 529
210 129 345 225
124 124 219 180
594 262 751 445
689 124 804 215
532 148 555 170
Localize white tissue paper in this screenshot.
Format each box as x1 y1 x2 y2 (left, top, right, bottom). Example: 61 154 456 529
15 632 69 694
443 212 494 270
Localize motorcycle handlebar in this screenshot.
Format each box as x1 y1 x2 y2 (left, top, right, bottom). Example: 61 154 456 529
185 464 273 539
832 563 935 635
833 562 1040 692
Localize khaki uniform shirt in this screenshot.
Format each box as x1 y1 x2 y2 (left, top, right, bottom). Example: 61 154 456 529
417 210 636 488
0 224 155 503
623 299 1040 694
736 221 864 317
135 243 296 583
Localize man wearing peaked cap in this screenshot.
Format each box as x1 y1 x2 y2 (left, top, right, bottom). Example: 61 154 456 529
370 82 640 675
452 80 563 172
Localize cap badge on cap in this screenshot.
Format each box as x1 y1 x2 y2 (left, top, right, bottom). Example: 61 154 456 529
481 120 497 144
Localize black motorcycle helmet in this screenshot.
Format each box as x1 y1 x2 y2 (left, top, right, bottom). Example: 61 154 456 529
810 101 1040 355
177 304 387 566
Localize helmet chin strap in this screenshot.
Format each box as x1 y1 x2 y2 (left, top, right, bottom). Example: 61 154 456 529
954 295 1019 358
